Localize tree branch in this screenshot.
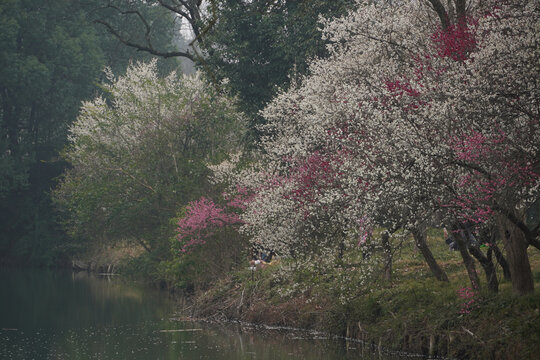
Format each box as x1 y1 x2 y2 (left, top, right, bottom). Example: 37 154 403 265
95 19 194 60
454 0 467 22
105 166 158 194
493 203 540 251
156 0 194 26
425 0 450 29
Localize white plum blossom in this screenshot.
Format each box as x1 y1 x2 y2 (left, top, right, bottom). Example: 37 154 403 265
57 60 244 247
214 0 539 269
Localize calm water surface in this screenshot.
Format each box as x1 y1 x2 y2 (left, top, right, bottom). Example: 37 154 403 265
0 269 414 359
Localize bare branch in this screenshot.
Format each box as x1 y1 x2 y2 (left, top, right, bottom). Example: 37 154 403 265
95 19 195 60
157 0 192 22
104 5 155 52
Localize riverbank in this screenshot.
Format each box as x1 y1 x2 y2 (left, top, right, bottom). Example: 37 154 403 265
188 235 540 359
5 269 382 360
70 241 145 274
61 230 540 359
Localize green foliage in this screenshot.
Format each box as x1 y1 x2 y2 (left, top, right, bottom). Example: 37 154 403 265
202 0 355 138
54 61 245 270
160 225 248 292
0 0 186 266
119 251 163 281
0 0 104 265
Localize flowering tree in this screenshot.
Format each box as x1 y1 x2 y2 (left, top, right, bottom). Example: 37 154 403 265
54 60 245 255
434 2 540 294
239 0 457 279
176 197 243 252
220 0 539 293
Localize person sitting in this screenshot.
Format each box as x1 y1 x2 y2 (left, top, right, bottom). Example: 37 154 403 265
444 228 458 251
260 250 274 263
443 223 478 251
249 248 275 270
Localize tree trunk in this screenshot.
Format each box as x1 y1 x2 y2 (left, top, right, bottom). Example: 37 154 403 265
492 244 511 281
381 230 392 282
411 228 449 282
498 214 534 295
468 246 498 292
452 227 481 290
478 226 511 281
338 235 345 261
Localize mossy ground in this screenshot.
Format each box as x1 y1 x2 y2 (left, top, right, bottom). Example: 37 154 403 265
191 230 540 359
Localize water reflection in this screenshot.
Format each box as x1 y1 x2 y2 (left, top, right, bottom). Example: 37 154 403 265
0 269 414 359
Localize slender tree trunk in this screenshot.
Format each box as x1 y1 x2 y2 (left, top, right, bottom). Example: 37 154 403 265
452 226 480 289
411 227 449 282
492 244 511 281
468 246 498 293
497 214 534 295
381 230 392 282
136 237 152 253
478 226 511 281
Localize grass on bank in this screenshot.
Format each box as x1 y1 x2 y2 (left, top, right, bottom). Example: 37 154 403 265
192 229 540 359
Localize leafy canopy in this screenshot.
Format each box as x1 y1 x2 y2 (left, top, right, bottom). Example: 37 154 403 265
55 60 245 255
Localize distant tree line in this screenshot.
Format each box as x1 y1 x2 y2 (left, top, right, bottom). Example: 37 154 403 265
0 0 179 265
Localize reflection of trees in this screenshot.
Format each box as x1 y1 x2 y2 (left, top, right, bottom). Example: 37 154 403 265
176 323 351 360
73 271 143 302
2 270 370 359
1 269 173 330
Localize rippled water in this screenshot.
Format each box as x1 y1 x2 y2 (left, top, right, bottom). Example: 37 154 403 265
0 269 416 359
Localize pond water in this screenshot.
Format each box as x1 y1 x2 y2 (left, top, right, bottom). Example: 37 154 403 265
0 269 416 359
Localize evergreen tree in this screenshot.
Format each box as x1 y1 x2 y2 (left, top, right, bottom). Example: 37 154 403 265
0 0 104 265
202 0 355 139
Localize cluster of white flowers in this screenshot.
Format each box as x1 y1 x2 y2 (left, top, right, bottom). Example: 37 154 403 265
68 60 244 174
213 0 539 261
59 60 244 243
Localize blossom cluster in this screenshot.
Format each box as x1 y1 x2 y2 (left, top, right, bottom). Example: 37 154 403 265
457 286 478 314
176 197 243 252
213 0 539 260
59 60 244 246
